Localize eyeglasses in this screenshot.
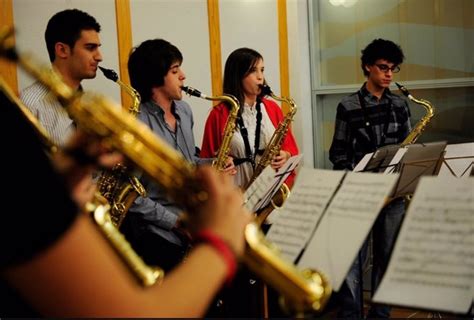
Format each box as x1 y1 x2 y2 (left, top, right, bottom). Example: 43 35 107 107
375 64 400 73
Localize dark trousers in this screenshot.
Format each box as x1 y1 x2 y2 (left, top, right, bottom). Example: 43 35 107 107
336 198 405 318
128 231 188 273
206 266 264 318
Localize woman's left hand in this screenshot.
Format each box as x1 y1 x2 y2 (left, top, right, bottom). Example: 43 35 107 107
270 150 291 169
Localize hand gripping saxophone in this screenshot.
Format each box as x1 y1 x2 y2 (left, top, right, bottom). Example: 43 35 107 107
0 28 162 287
0 28 331 315
96 66 146 228
181 86 240 171
250 84 297 226
0 76 163 288
395 82 435 146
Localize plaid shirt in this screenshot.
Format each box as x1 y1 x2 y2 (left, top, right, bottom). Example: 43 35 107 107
329 83 411 170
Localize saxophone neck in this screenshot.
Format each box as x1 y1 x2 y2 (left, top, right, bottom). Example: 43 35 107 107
259 84 297 115
99 66 141 115
181 85 239 114
396 82 435 146
181 85 240 171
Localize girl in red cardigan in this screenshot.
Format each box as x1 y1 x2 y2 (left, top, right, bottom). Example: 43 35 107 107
201 48 299 188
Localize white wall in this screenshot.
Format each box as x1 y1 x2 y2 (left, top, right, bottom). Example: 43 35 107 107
287 0 314 167
11 0 314 165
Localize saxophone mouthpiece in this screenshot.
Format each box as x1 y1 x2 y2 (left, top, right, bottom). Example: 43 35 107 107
181 86 203 98
395 82 410 97
99 66 119 82
259 84 273 96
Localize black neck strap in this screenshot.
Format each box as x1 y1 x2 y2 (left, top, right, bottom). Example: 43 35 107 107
234 100 262 167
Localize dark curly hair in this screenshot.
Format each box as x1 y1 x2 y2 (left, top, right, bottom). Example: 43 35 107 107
45 9 101 62
360 39 405 76
128 39 183 102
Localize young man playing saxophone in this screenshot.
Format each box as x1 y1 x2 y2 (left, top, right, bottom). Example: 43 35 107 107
20 9 103 147
123 39 235 272
329 38 411 318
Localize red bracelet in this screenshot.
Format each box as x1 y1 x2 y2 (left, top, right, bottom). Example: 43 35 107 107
193 230 237 286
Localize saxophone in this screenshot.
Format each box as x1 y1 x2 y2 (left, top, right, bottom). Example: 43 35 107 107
250 84 297 225
0 30 331 314
395 82 435 146
0 75 163 288
96 66 146 227
251 84 297 180
181 86 240 170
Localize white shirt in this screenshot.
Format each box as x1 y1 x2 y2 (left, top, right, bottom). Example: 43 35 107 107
230 101 276 187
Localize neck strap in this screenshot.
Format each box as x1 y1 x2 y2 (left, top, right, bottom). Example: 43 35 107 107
234 100 262 167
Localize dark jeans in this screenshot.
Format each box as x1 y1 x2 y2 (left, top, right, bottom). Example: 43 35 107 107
128 231 189 272
337 198 405 318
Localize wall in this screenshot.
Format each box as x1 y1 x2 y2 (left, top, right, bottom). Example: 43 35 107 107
7 0 314 165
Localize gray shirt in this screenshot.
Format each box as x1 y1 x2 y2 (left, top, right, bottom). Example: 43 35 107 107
127 100 212 246
20 81 75 147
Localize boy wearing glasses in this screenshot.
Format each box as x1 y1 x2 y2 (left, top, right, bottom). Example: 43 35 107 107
329 39 411 318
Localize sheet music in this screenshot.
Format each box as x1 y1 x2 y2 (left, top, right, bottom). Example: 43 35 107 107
373 176 474 314
298 171 399 291
244 154 302 212
244 166 276 212
392 142 447 198
384 147 407 174
252 154 302 212
438 142 474 178
354 153 373 172
265 168 345 262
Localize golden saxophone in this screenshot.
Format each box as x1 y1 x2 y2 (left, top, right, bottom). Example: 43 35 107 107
0 29 162 287
0 76 163 288
250 84 297 226
97 66 146 228
0 30 331 314
181 86 240 171
395 82 435 146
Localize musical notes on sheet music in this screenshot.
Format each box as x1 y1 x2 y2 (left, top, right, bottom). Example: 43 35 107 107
373 176 474 314
266 168 398 292
296 171 398 291
266 168 344 262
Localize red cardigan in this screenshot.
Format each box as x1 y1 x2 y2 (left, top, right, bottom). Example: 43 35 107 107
200 97 299 187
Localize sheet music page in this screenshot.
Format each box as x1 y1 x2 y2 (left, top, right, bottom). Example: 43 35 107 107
252 154 303 212
244 166 275 212
354 153 373 172
384 147 408 174
373 176 474 314
265 168 345 262
298 172 399 291
438 142 474 178
244 154 302 212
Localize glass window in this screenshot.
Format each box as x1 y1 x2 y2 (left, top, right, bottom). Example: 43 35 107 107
309 0 474 168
